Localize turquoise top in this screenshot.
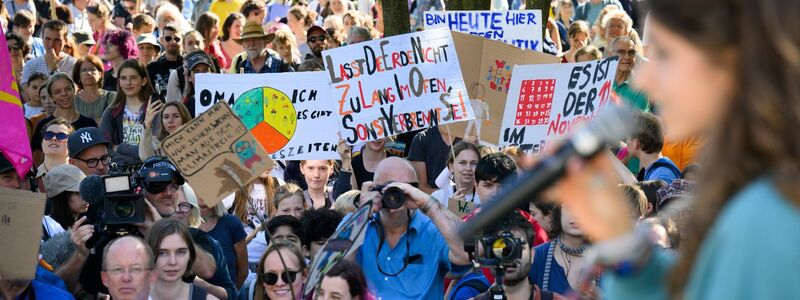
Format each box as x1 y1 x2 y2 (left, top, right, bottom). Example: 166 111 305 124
604 177 800 299
614 80 651 113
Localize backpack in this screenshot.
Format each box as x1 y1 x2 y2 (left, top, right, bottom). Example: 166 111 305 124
449 277 490 300
637 160 682 181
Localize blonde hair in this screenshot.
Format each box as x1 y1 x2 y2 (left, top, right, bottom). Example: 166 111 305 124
334 190 360 215
574 45 603 61
180 184 202 228
233 176 279 224
272 183 304 216
601 10 633 36
272 29 301 63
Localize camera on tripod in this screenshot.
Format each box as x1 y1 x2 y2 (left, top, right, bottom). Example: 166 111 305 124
476 231 523 268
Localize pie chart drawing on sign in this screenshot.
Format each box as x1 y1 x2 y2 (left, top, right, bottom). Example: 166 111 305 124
232 87 297 153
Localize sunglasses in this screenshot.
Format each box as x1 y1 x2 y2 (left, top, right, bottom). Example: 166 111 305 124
308 35 327 43
260 270 299 286
8 44 22 51
164 36 181 43
43 131 69 141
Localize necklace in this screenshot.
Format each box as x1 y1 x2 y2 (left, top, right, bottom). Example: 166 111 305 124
557 236 588 256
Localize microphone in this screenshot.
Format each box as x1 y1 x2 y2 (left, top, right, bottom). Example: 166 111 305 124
459 106 635 239
80 174 106 206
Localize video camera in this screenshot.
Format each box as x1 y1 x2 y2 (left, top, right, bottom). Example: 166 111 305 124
81 156 184 240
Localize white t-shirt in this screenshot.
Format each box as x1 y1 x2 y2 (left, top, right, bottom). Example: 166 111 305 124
24 103 43 119
431 182 480 206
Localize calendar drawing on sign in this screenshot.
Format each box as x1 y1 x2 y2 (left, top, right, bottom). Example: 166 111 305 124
514 79 555 126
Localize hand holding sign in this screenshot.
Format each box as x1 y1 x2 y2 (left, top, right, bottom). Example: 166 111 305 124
161 102 274 207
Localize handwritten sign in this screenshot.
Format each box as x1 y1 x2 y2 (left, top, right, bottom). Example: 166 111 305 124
0 188 46 280
446 31 560 144
161 102 273 207
322 28 474 144
424 10 542 51
447 198 476 218
195 72 340 160
499 57 620 154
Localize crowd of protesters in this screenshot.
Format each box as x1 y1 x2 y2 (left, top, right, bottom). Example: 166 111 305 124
2 0 800 299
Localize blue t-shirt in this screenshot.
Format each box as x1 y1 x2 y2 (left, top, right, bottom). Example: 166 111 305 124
530 242 573 295
208 214 247 287
643 157 681 184
449 272 490 300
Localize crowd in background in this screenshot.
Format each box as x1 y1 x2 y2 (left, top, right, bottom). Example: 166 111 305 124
3 0 797 299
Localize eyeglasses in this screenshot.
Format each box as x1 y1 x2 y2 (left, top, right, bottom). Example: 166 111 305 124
104 265 151 276
308 35 327 43
43 131 69 141
615 49 637 57
260 270 299 286
75 154 113 168
164 36 181 43
177 202 193 213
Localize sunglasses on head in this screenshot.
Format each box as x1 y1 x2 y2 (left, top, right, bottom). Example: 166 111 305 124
43 131 69 141
260 270 299 286
164 36 181 43
308 35 327 43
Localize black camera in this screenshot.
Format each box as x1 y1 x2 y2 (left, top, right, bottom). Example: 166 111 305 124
465 231 523 269
370 183 406 209
101 174 146 226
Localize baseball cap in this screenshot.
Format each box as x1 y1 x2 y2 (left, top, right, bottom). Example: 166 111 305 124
306 25 326 37
73 31 96 46
68 127 110 158
185 51 214 72
138 156 185 194
44 164 86 198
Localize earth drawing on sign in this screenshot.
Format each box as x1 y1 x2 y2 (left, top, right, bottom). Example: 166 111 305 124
232 87 297 153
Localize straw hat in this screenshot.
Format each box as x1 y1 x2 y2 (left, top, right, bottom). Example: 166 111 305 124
235 21 276 44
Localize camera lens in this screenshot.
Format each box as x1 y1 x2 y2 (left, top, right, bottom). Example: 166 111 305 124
491 237 515 259
381 187 406 209
114 200 136 218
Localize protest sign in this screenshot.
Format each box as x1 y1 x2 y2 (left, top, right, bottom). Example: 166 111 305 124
448 198 476 218
0 189 45 280
194 72 340 160
499 57 620 154
447 31 560 144
322 28 474 144
161 102 273 207
424 10 542 51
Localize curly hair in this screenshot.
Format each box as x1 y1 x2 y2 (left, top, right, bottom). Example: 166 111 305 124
102 29 139 60
299 209 342 248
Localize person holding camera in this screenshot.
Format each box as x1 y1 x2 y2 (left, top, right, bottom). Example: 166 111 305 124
470 211 566 300
354 157 471 299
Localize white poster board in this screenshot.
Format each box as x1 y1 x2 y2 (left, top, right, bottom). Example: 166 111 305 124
322 28 474 144
423 10 543 51
499 57 620 154
194 72 340 160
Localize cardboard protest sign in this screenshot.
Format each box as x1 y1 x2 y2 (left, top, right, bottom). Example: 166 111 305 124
322 28 474 144
448 198 476 218
0 189 46 280
194 72 340 160
499 57 620 154
161 102 273 207
424 10 543 51
447 31 560 144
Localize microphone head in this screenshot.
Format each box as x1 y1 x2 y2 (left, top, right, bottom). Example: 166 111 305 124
570 105 635 157
79 174 106 206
